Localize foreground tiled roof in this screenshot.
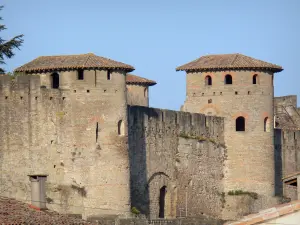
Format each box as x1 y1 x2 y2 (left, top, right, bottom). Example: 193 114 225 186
176 53 283 72
15 53 134 73
0 196 95 224
225 199 300 225
126 74 156 86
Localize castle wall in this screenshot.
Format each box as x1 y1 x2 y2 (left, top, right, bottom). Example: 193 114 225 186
274 129 300 201
274 95 297 109
128 106 226 219
181 70 277 217
127 84 149 106
0 71 131 219
274 95 300 128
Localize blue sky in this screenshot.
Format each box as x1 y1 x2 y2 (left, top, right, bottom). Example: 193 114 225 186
2 0 300 110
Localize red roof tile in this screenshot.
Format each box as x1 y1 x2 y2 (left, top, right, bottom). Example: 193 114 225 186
176 53 283 72
225 200 300 225
126 74 156 86
0 196 95 224
15 53 134 73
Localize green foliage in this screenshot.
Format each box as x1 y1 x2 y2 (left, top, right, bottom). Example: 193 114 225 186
6 71 20 80
228 190 258 200
131 207 140 215
0 6 24 74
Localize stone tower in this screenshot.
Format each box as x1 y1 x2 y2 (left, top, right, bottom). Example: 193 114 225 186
8 53 134 219
176 53 283 218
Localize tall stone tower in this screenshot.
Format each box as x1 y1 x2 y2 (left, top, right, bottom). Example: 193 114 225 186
10 53 134 219
176 53 283 218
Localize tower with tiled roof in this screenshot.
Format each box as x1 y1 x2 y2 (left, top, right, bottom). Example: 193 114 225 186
6 53 136 218
126 74 156 107
177 53 283 219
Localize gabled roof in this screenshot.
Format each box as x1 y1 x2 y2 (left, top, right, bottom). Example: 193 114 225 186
176 53 283 72
14 53 134 73
126 74 156 86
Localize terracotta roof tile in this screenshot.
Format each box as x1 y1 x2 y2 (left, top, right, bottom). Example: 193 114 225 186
0 196 95 224
15 53 134 73
126 74 156 86
176 53 283 72
225 199 300 225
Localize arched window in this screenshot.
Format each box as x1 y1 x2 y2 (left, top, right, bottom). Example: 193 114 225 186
253 74 258 84
159 186 167 218
144 88 147 97
51 72 59 89
205 75 212 86
118 120 124 135
224 74 232 84
236 116 245 131
264 117 270 132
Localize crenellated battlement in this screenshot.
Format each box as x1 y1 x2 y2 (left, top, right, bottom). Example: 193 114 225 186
0 75 41 95
128 106 224 143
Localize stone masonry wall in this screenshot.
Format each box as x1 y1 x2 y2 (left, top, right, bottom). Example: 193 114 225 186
128 106 226 219
0 71 131 219
127 84 149 107
181 70 278 218
274 128 300 201
274 95 300 128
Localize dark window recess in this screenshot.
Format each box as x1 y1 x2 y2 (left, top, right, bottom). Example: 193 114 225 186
264 117 270 132
253 75 258 84
96 122 99 142
159 186 167 218
87 90 90 93
51 72 59 89
224 75 232 84
236 116 245 131
118 120 123 135
205 75 212 86
78 69 84 80
235 91 238 95
107 70 111 80
208 99 212 104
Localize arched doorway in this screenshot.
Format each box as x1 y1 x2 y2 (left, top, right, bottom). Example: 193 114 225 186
159 186 167 218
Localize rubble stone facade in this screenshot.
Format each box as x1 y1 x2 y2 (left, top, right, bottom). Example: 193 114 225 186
0 53 299 222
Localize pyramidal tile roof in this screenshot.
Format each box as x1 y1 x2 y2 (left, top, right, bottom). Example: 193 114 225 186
176 53 283 72
126 74 156 86
15 53 134 73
